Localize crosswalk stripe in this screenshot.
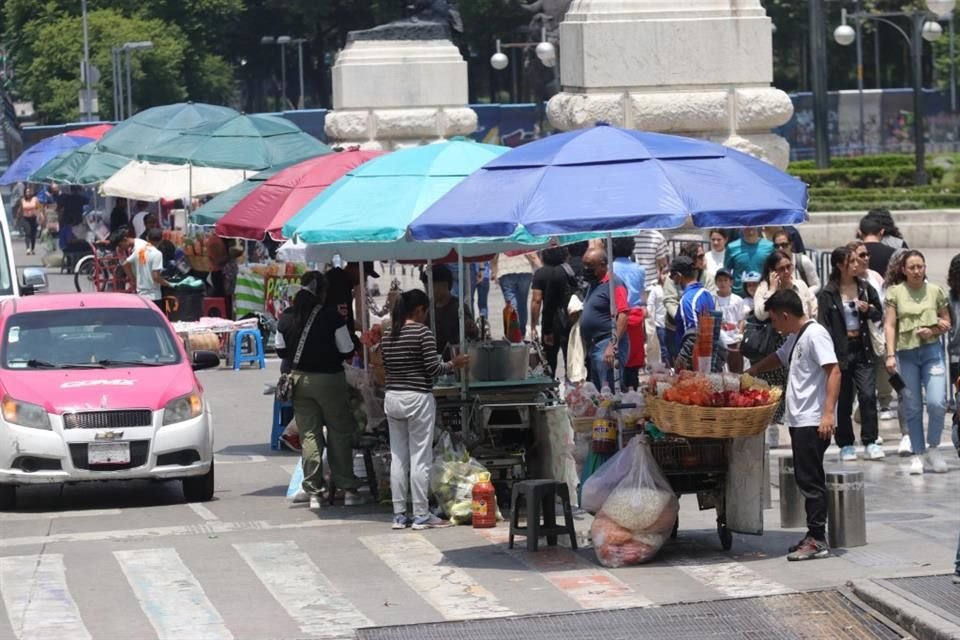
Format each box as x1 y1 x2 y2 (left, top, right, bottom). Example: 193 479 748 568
669 556 793 599
234 541 372 638
474 528 654 609
360 533 514 621
0 554 91 640
0 508 121 522
114 548 233 640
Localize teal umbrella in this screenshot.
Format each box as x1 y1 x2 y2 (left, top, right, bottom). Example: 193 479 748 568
282 139 508 247
97 102 239 158
141 113 330 171
191 163 295 225
28 142 129 185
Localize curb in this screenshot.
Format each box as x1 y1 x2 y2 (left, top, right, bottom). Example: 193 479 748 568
849 579 960 640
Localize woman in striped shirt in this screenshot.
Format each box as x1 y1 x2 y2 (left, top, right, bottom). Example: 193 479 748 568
382 289 468 530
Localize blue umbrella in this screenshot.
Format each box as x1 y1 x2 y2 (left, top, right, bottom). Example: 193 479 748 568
409 124 808 241
0 134 92 185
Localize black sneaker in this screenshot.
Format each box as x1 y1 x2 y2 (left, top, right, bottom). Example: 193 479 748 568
787 537 829 561
787 537 808 553
953 571 960 585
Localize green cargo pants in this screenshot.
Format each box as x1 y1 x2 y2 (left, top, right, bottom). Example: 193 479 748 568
292 370 362 495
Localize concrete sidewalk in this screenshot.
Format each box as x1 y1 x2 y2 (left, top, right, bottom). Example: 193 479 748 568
851 575 960 640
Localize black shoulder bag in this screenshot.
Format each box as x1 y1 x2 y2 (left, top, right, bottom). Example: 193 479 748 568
276 306 321 402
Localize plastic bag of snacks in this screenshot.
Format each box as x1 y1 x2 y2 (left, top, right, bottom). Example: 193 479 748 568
565 382 600 418
430 433 497 524
588 436 679 567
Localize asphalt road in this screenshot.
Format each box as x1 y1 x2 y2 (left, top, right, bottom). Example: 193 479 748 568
1 241 957 640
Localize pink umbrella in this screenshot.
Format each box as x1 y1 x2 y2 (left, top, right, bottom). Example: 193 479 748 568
65 123 114 140
214 148 384 241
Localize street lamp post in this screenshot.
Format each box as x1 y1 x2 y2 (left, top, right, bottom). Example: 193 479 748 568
292 38 307 110
835 0 955 185
810 0 831 169
81 0 92 122
122 41 153 118
262 36 305 111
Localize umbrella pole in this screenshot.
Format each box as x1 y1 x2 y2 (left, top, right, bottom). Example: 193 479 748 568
606 233 621 396
426 259 437 339
357 259 370 378
457 247 467 390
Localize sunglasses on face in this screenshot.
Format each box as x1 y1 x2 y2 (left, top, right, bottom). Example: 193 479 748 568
774 242 791 249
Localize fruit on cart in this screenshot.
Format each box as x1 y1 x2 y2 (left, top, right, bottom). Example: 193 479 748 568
655 372 781 408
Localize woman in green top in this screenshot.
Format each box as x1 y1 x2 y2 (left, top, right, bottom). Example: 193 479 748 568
883 250 952 475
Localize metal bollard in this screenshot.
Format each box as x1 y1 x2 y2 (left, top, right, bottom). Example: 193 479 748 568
827 470 867 548
762 449 772 509
779 456 806 529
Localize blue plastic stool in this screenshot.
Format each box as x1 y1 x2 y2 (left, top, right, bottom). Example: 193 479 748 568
233 328 265 370
271 397 294 450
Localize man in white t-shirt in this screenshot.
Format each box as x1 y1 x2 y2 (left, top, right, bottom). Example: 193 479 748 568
747 288 840 562
715 268 747 372
124 228 169 307
131 201 150 238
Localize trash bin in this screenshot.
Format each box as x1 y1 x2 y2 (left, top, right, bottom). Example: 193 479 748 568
826 469 866 548
779 456 806 529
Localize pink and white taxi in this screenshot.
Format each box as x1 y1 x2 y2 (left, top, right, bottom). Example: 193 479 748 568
0 293 220 509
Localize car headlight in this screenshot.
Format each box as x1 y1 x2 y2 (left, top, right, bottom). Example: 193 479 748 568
162 391 203 425
1 395 51 430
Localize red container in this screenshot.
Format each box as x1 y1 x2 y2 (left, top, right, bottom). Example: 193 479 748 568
472 472 497 528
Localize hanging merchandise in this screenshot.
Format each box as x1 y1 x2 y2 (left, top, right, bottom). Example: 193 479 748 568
503 302 522 343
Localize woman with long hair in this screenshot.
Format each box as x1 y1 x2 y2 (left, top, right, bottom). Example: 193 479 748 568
884 250 952 474
753 250 818 444
382 289 468 530
817 246 884 461
281 272 368 509
20 187 42 255
705 228 728 278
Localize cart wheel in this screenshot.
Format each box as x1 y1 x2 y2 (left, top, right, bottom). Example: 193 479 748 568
717 523 733 551
670 516 679 539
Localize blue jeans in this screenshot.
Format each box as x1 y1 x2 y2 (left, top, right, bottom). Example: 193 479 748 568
588 335 630 391
498 273 532 333
896 341 947 454
474 277 490 318
656 327 670 366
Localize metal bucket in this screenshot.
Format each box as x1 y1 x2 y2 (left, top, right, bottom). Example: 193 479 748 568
503 343 529 380
779 456 806 529
827 469 866 548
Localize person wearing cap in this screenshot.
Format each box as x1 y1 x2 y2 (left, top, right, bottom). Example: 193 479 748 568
725 227 774 296
579 247 630 390
742 271 762 313
715 267 748 372
663 241 716 363
670 255 717 370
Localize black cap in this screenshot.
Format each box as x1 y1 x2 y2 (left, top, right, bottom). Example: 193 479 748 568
669 255 696 277
715 267 732 280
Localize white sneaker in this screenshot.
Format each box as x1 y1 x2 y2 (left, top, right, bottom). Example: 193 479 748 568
898 435 913 457
879 409 897 421
926 447 948 473
909 455 924 475
840 445 858 462
290 489 309 504
875 435 884 446
865 443 886 460
309 495 323 511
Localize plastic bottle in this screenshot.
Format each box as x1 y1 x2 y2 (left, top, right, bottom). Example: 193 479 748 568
471 472 497 528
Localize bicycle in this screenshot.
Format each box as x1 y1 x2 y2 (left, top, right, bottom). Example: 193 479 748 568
73 241 131 293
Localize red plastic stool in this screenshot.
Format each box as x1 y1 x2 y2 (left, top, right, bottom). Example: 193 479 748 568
202 297 227 318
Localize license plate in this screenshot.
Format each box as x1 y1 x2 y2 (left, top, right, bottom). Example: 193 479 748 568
87 442 130 465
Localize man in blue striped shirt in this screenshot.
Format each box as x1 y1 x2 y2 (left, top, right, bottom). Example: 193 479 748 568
671 256 715 366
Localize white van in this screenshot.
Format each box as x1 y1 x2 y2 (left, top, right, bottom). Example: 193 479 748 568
0 202 47 299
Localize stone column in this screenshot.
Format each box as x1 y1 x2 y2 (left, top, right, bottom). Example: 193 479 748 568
547 0 794 168
324 37 477 150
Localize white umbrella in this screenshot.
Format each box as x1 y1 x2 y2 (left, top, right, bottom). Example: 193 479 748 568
100 160 248 202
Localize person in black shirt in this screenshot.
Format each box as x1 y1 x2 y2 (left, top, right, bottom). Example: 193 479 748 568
420 264 477 355
531 245 576 377
109 199 129 234
858 215 897 277
277 272 366 511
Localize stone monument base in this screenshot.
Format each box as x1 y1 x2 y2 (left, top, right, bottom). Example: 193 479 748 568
547 88 793 169
325 38 477 149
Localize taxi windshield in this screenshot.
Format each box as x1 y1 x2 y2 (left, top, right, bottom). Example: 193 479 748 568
3 308 181 369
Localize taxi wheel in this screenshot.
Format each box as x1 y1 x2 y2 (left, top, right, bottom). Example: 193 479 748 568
0 485 15 511
182 461 215 502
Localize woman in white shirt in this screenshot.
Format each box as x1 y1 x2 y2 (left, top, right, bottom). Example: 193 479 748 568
705 229 728 278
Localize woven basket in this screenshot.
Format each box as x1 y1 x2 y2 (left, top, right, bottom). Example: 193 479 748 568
645 395 777 439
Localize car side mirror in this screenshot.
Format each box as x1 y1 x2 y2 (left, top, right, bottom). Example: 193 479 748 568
20 267 48 296
191 350 220 371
